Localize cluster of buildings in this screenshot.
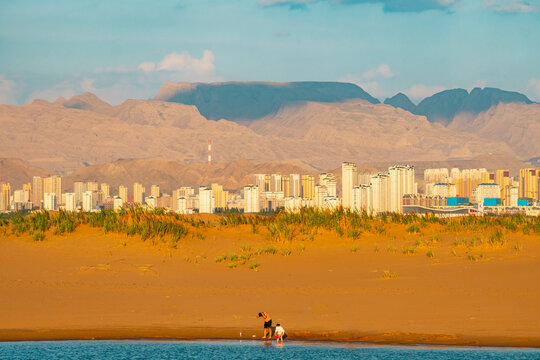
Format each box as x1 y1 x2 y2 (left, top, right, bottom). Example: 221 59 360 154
1 165 539 217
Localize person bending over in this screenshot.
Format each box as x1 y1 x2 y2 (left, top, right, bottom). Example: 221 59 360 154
258 312 272 339
274 323 286 344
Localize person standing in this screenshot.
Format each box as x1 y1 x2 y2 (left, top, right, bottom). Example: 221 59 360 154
258 312 272 339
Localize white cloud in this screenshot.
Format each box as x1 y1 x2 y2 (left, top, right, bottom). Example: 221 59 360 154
138 62 156 73
403 84 448 101
140 50 216 77
483 0 539 13
0 75 18 105
362 63 394 80
527 78 540 101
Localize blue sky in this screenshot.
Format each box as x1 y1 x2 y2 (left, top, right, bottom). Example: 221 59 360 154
0 0 539 105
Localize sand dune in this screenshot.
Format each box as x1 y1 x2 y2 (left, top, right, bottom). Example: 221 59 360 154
1 217 539 346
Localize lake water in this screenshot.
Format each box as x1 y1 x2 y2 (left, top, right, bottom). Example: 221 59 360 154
0 340 539 359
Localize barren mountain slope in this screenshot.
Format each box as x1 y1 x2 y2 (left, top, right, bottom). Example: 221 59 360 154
448 102 540 159
249 100 516 163
62 158 314 193
0 100 308 172
0 93 526 174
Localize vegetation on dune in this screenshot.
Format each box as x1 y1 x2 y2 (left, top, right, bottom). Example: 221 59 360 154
2 208 538 269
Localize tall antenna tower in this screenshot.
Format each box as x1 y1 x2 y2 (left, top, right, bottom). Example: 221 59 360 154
208 140 212 165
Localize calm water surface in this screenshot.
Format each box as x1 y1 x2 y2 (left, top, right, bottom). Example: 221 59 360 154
0 340 539 359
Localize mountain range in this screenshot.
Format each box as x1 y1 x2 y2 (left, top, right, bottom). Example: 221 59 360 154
0 81 538 181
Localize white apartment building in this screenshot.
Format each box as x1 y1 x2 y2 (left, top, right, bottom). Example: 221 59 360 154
474 183 500 204
243 185 260 213
198 186 215 214
389 165 416 213
74 181 87 204
352 185 371 213
82 191 94 212
64 193 76 212
342 162 357 209
44 192 57 211
133 182 145 205
145 196 157 209
314 185 329 209
319 173 337 197
113 196 123 211
370 174 390 213
426 183 457 198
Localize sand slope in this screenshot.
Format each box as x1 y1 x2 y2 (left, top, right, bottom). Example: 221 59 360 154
1 221 539 347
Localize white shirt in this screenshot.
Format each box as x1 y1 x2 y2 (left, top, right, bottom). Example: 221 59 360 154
275 326 285 335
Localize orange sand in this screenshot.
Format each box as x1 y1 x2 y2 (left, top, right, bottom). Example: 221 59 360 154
1 221 539 347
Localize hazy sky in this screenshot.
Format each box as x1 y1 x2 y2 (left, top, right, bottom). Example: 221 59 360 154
0 0 539 105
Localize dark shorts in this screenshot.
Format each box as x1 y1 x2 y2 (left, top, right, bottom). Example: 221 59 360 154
264 320 272 329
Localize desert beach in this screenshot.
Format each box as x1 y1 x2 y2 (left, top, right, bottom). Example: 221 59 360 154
1 212 539 347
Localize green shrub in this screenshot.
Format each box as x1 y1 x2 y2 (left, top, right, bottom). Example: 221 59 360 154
33 231 45 241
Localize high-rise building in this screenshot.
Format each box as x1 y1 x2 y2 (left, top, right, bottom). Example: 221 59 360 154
32 176 44 207
74 182 87 204
198 186 215 214
13 189 28 204
176 197 188 214
388 165 416 213
281 175 290 197
314 185 328 208
451 168 488 198
87 182 99 192
424 168 450 184
82 191 94 212
1 183 11 210
211 183 229 209
244 185 260 213
428 183 457 198
100 183 110 198
119 185 128 204
341 162 357 208
253 174 266 193
43 192 57 211
43 176 62 204
289 174 301 198
474 183 500 204
22 183 31 202
352 185 371 212
264 174 271 192
370 174 390 213
133 183 145 204
271 174 282 193
113 196 123 211
64 193 76 212
150 185 160 198
319 173 337 198
495 170 510 203
519 168 538 201
145 196 157 209
301 175 315 200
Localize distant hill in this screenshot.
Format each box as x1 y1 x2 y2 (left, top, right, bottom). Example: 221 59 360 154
384 93 416 113
61 92 113 115
62 158 314 193
448 102 540 159
414 87 532 124
0 158 55 190
154 81 380 121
